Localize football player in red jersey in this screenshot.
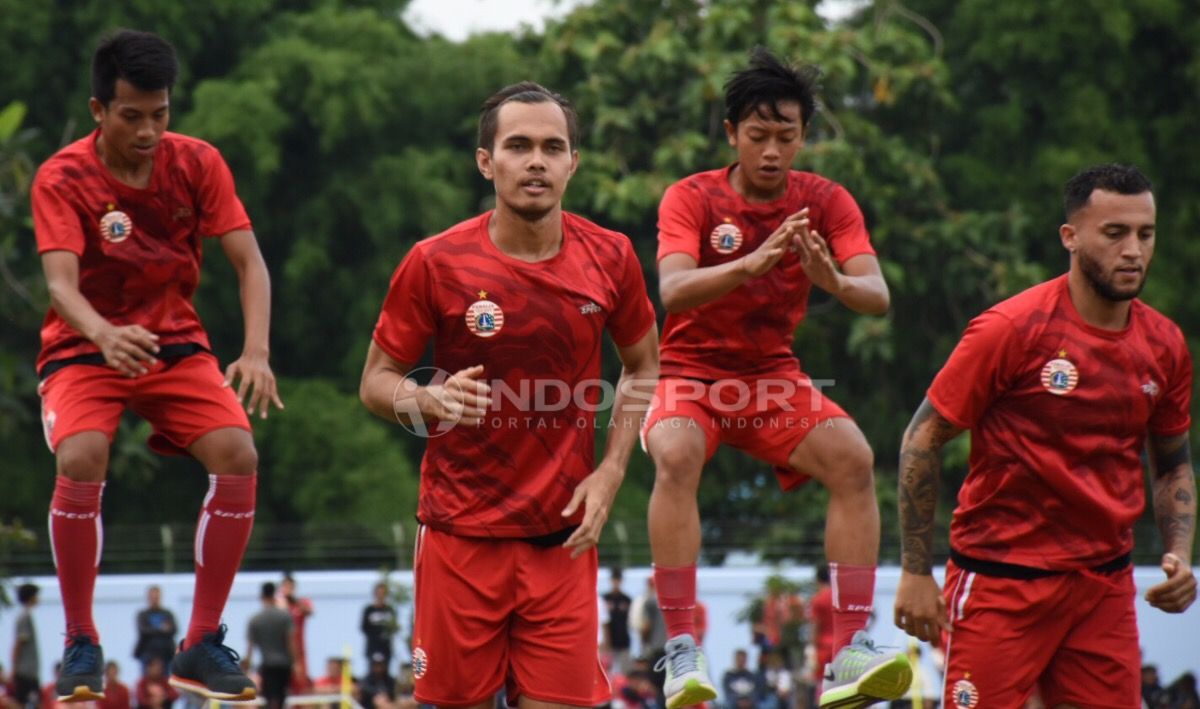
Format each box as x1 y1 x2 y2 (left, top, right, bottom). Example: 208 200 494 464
359 82 658 708
32 30 281 704
642 47 910 709
895 163 1197 708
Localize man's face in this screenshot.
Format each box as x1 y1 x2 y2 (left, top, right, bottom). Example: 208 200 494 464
477 100 578 222
282 579 296 596
725 101 804 196
374 584 387 603
734 651 747 669
148 587 161 607
1061 189 1156 302
90 79 169 167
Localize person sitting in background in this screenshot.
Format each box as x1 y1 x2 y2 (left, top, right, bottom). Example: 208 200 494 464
135 658 177 709
721 649 763 709
97 662 130 709
311 658 345 695
367 665 416 709
356 659 393 709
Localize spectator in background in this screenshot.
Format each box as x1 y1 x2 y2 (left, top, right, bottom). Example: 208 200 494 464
135 658 177 709
277 574 313 694
762 652 793 709
693 600 708 646
133 587 177 675
98 662 131 709
602 568 633 674
630 577 666 657
807 565 833 686
357 659 393 709
248 582 296 709
312 658 346 695
1165 673 1199 709
360 584 396 672
1142 665 1164 708
721 649 763 709
11 583 40 709
0 663 18 709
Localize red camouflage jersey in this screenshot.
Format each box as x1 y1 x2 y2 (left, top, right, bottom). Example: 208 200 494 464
32 129 251 373
373 211 656 538
657 166 875 380
929 275 1192 570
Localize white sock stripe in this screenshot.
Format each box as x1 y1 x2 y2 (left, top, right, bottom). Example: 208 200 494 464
95 515 104 567
47 512 58 569
830 562 840 609
195 512 211 567
202 474 218 510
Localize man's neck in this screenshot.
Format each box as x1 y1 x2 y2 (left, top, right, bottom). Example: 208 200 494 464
96 134 154 188
1067 268 1132 330
488 203 564 263
729 164 787 202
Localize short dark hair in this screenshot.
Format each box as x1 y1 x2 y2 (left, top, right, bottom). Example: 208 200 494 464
477 81 579 152
725 46 820 129
816 564 830 584
17 583 38 605
1064 163 1152 219
92 30 178 106
610 567 623 580
261 582 277 599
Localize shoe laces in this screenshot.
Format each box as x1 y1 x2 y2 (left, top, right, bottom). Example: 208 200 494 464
654 644 699 677
196 625 243 674
63 637 100 676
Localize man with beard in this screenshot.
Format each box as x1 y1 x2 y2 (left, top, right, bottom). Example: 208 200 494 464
894 163 1197 708
359 82 658 707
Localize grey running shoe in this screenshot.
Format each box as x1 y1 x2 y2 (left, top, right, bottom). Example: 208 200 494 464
654 634 718 709
818 631 913 708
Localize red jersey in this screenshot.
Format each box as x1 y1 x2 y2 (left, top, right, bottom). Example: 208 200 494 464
928 275 1192 570
373 212 656 538
656 166 875 380
32 129 252 372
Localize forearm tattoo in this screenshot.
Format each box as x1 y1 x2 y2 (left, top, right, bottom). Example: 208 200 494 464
1151 433 1197 556
899 398 962 574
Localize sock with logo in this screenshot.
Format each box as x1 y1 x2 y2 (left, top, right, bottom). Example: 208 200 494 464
830 562 876 653
654 564 697 640
49 477 105 644
185 474 256 648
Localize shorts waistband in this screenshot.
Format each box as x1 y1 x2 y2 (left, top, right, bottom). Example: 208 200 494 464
949 548 1132 580
39 342 208 380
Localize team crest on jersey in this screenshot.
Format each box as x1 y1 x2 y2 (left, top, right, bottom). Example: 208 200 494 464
1040 350 1079 395
710 220 743 254
411 647 428 678
99 208 133 243
465 290 504 338
951 679 979 708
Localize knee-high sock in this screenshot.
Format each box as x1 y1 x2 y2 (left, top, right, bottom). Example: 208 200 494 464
185 474 256 648
830 562 875 653
654 564 697 640
49 478 105 644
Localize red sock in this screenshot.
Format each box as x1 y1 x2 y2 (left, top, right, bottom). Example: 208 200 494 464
831 562 875 652
49 477 105 644
185 474 256 648
654 564 697 640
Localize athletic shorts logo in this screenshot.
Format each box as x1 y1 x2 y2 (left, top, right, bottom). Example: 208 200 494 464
951 679 979 708
99 209 133 243
41 408 56 452
1040 353 1078 395
710 221 743 254
465 290 504 338
412 647 428 679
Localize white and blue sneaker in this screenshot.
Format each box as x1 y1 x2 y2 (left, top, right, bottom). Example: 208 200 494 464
654 634 717 709
818 631 912 708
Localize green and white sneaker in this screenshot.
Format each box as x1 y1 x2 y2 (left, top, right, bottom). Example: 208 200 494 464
654 634 718 709
818 631 912 708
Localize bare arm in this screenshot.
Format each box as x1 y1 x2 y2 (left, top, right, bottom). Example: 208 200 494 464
41 250 160 376
1145 432 1198 613
658 210 809 313
827 254 890 315
358 341 489 429
561 327 659 557
894 397 964 643
219 230 283 418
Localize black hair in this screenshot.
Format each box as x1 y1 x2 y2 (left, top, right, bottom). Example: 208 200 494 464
816 563 830 584
261 582 277 599
610 567 623 580
478 81 579 152
1064 163 1152 219
17 583 38 605
724 46 820 128
92 30 178 106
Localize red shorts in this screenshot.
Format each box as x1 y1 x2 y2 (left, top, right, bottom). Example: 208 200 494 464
942 559 1139 709
411 526 609 707
640 375 849 489
38 353 251 457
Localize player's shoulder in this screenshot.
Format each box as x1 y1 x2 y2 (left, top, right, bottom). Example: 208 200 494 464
664 168 728 203
788 170 854 204
564 211 636 260
985 276 1064 324
35 134 96 187
411 213 488 257
1132 299 1188 351
157 131 228 170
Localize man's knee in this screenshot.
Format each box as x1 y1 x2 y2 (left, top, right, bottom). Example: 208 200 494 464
218 444 258 476
649 426 706 489
56 434 110 481
790 423 875 494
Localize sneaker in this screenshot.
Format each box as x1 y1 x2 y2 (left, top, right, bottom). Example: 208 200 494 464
654 634 717 709
57 636 105 702
168 626 256 701
818 631 913 708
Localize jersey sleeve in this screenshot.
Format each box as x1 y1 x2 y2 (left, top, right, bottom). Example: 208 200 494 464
1150 328 1192 437
607 239 657 347
372 244 437 365
927 310 1022 429
656 181 705 262
196 147 253 237
821 184 876 266
32 173 85 255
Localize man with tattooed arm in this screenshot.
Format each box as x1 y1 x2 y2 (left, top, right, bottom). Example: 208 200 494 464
894 164 1196 709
